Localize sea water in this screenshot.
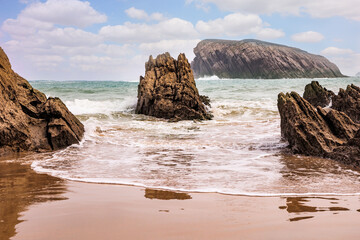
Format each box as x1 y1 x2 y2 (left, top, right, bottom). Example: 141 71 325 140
25 77 360 196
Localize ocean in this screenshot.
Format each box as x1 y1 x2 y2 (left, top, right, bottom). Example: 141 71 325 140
21 77 360 196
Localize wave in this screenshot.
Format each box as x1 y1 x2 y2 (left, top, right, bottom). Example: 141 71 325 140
65 97 137 115
27 167 360 197
196 75 220 80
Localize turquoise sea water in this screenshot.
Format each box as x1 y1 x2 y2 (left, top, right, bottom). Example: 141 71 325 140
24 77 360 196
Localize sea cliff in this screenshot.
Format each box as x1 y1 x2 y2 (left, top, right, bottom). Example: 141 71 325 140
192 39 344 79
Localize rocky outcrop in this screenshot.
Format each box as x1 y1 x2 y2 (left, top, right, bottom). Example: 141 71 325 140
0 47 84 156
192 39 345 79
136 52 212 120
328 129 360 166
303 81 334 107
277 91 360 166
332 84 360 123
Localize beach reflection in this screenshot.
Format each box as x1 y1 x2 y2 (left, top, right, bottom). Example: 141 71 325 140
0 160 67 240
144 189 192 200
275 152 360 194
279 196 350 222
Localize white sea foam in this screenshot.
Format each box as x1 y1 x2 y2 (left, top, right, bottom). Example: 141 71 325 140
28 78 360 196
196 75 220 80
65 97 137 115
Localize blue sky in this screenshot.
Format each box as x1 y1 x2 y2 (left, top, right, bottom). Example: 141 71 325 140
0 0 359 80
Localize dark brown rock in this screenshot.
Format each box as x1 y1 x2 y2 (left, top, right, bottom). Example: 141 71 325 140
136 52 212 120
303 81 335 107
277 91 360 166
192 39 345 79
332 84 360 123
0 47 84 156
327 129 360 167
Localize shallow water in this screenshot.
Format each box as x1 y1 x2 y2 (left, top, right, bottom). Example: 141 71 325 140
19 77 360 196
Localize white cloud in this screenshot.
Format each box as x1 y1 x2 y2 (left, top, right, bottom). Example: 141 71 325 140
195 13 284 39
2 0 107 40
125 7 165 21
291 31 324 43
321 47 354 56
38 28 102 47
125 7 148 20
100 18 198 43
256 28 285 40
196 13 262 36
26 54 64 69
189 0 360 21
185 0 210 12
2 16 53 38
320 47 360 76
139 39 201 60
19 0 107 28
150 12 166 21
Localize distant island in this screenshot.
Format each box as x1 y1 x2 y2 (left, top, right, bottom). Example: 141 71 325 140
356 72 360 77
191 39 345 79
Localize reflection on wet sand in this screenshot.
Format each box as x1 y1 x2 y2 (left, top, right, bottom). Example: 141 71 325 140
0 160 67 240
279 197 351 222
144 189 192 200
289 216 314 222
274 152 360 194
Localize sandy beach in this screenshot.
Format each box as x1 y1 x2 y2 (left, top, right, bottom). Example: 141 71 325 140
1 160 360 240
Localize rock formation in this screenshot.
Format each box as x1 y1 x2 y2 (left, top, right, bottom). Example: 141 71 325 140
192 39 345 79
0 47 84 156
331 84 360 123
136 52 212 120
278 90 360 167
303 81 334 107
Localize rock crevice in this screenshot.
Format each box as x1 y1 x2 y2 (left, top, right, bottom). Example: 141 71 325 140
0 47 84 156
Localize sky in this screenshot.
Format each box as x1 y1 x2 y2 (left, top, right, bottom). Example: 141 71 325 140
0 0 359 81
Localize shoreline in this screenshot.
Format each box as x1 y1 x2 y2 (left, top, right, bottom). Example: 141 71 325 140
2 161 360 240
40 176 360 198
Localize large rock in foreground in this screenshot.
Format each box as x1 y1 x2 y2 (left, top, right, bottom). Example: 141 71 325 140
277 91 360 167
136 53 212 120
192 39 345 79
0 47 84 156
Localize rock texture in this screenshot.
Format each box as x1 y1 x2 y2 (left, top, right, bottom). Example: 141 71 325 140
0 47 84 156
192 39 345 79
303 81 334 107
332 84 360 123
136 52 212 120
278 91 360 166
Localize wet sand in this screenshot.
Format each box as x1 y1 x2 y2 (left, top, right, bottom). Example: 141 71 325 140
1 161 360 240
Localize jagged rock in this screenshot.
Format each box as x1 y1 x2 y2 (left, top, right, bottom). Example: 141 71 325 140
199 95 211 107
277 91 360 166
303 81 334 107
327 129 360 166
332 84 360 123
192 39 345 79
136 52 212 120
0 47 84 156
